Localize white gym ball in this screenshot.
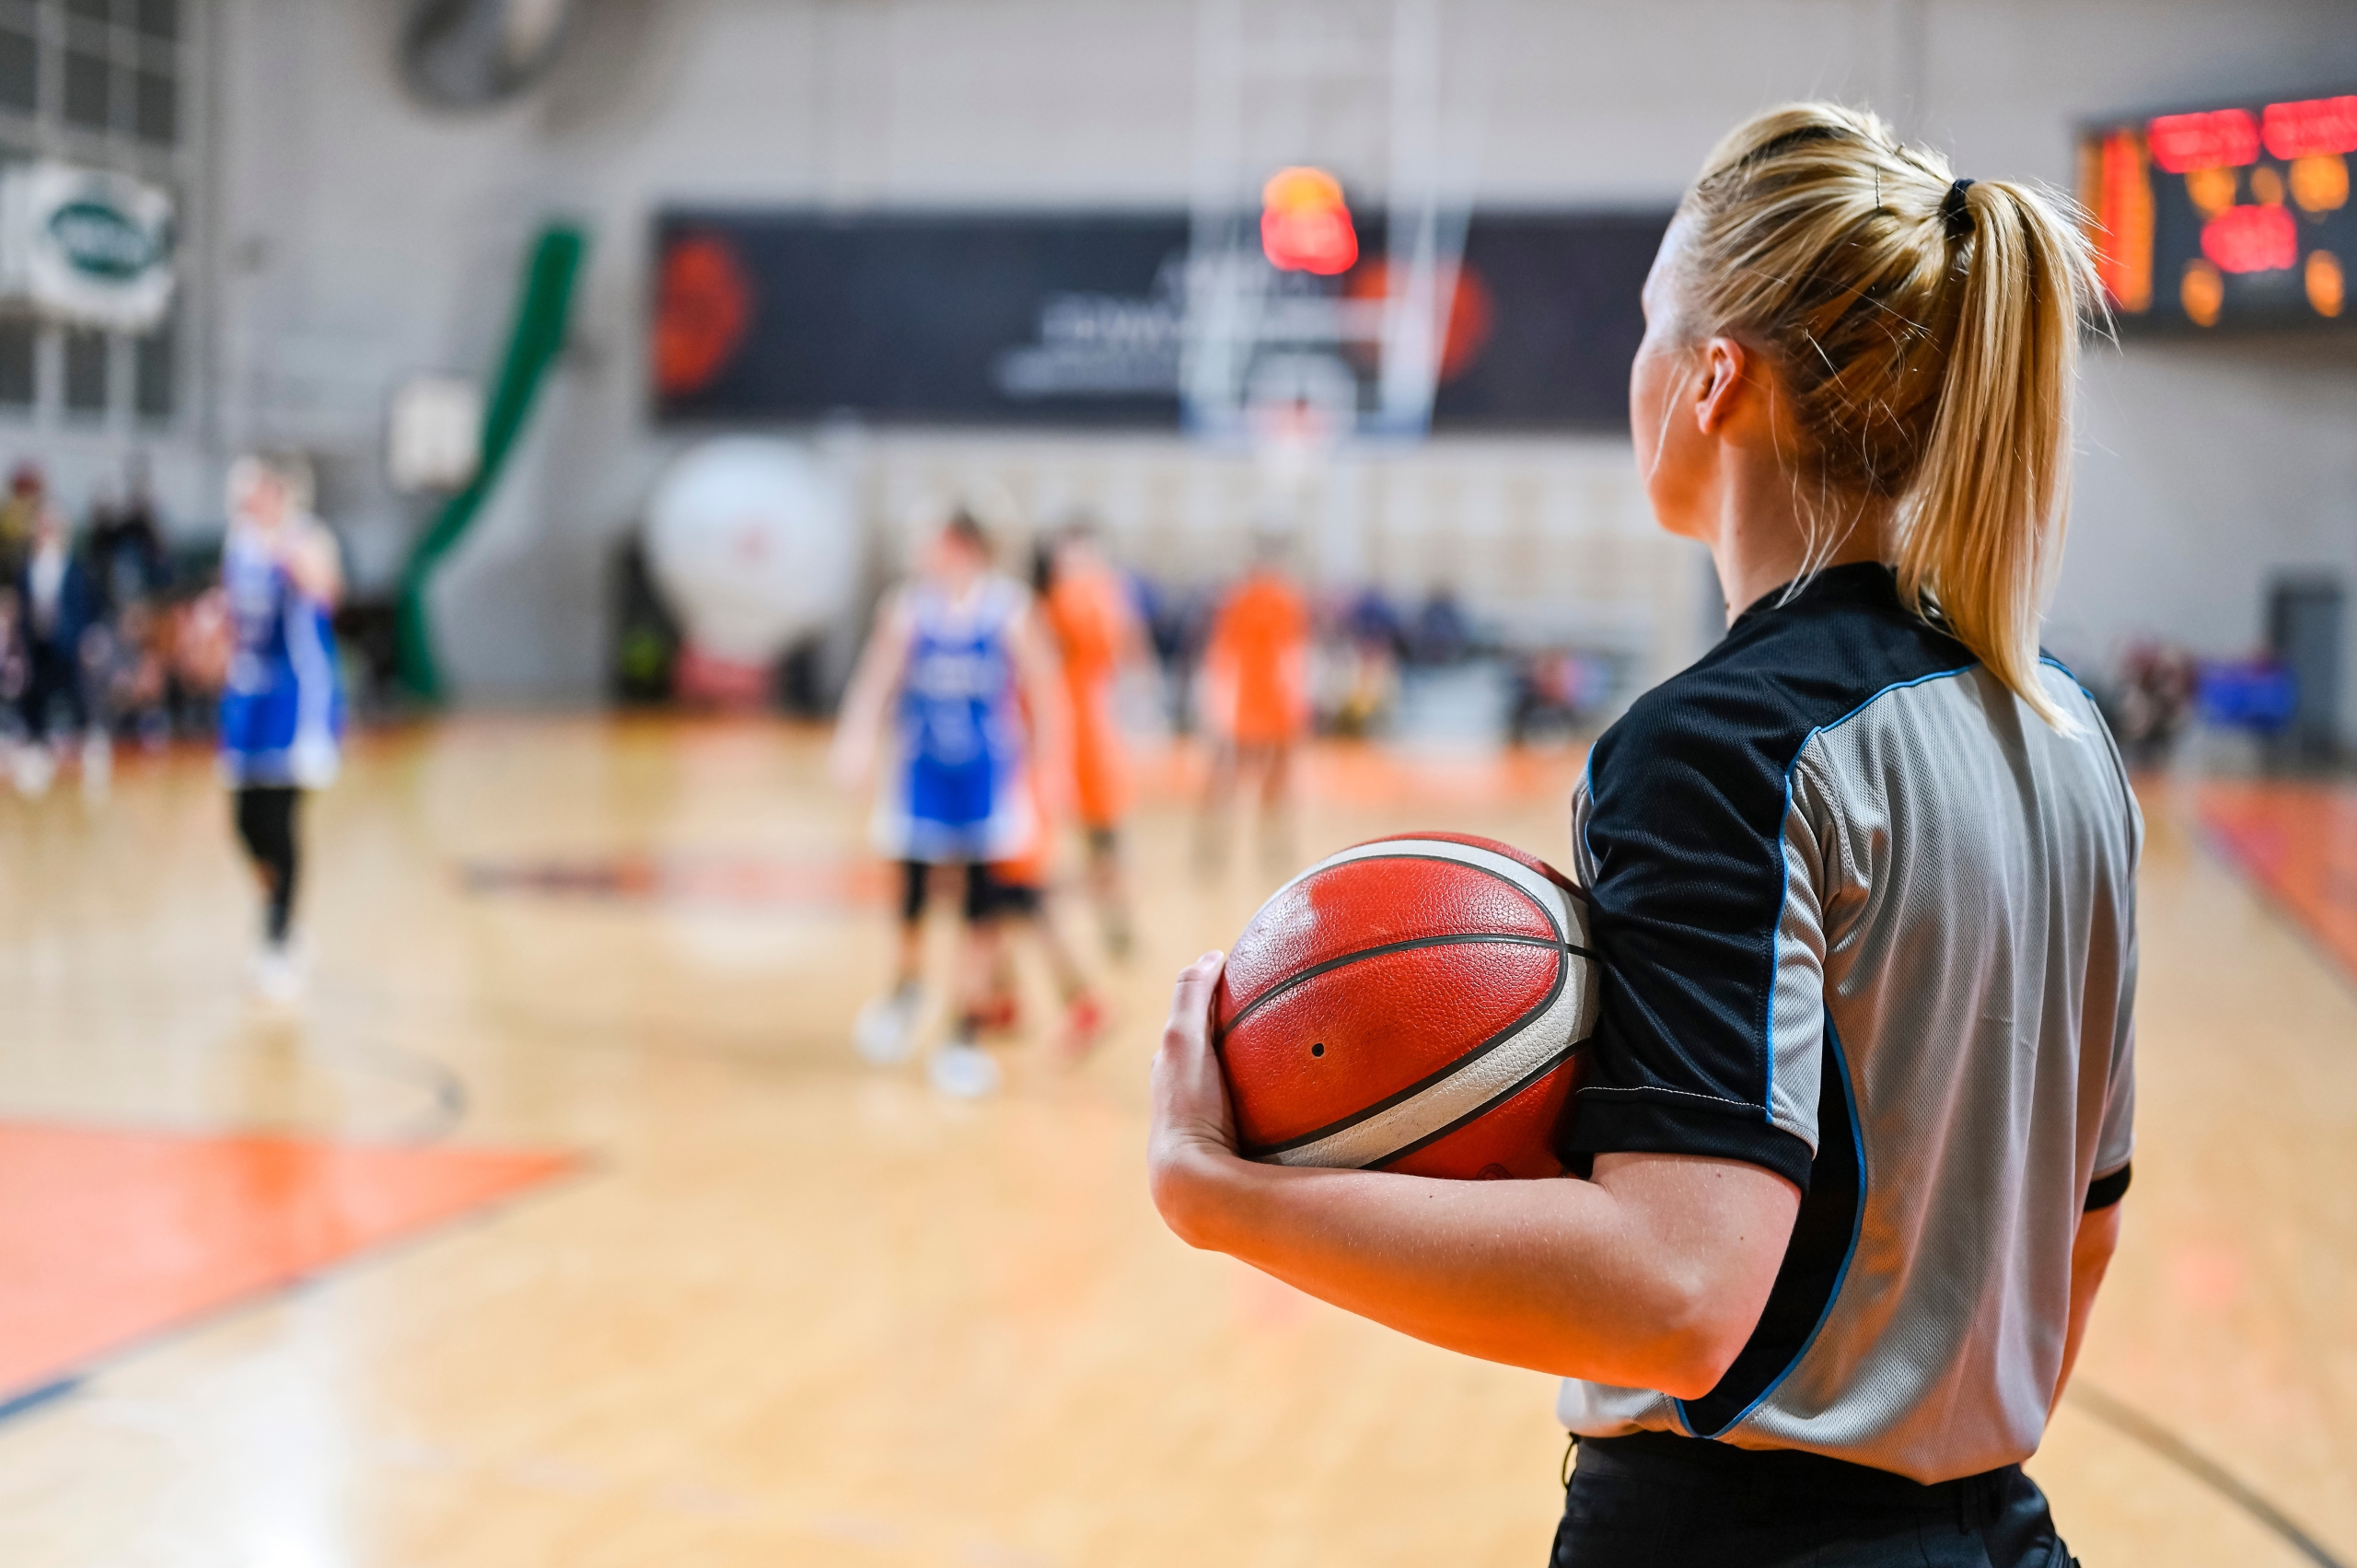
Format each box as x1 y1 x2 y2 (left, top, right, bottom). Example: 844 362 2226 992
644 437 856 666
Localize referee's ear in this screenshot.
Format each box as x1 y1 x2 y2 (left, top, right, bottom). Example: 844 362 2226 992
1692 336 1758 438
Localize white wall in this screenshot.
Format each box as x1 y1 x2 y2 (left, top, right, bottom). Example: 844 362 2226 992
200 0 2357 718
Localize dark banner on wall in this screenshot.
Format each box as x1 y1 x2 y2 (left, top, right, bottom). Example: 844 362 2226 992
650 209 1667 432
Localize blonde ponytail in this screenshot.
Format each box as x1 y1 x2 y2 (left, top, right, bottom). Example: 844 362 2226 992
1669 104 2101 727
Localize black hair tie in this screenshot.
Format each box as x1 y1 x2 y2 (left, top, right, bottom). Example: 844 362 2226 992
1942 178 1977 238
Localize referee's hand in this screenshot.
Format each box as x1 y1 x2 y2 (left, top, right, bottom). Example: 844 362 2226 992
1147 950 1243 1247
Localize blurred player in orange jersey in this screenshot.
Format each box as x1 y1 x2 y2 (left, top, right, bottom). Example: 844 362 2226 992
1196 537 1312 870
1036 519 1145 958
979 708 1110 1063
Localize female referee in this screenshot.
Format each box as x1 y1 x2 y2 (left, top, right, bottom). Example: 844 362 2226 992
1148 102 2137 1567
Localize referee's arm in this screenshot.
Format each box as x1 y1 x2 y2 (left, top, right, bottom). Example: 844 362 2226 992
1148 953 1801 1400
2061 893 2137 1411
2055 1164 2130 1408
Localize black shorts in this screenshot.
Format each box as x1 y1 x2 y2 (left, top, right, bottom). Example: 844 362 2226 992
984 877 1043 918
900 861 994 923
1551 1432 2073 1568
898 861 1040 923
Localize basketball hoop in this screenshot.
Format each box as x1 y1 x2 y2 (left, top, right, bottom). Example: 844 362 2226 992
1181 0 1498 449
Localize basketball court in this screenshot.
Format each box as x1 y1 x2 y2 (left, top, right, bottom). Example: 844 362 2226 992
3 0 2356 1563
0 724 2349 1566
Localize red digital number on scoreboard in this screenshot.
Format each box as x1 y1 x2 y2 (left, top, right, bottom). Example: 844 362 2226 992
2200 204 2298 274
2261 96 2357 161
2147 109 2260 173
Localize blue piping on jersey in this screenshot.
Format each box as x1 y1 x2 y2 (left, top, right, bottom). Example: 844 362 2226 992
1761 664 1977 1132
1576 749 1597 871
2039 654 2097 703
1676 1016 1869 1441
2042 655 2141 828
1694 664 1970 1438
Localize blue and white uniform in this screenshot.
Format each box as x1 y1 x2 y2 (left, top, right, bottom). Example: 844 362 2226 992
872 575 1034 864
217 523 344 788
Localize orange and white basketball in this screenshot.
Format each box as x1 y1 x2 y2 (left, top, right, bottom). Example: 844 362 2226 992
1213 832 1599 1180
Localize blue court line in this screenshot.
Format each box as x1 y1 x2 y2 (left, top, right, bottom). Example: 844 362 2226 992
0 1376 82 1426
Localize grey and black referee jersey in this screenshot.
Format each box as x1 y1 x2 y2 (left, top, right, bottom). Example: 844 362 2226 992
1556 562 2140 1485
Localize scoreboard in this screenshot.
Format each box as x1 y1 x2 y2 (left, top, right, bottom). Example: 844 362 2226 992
2079 93 2355 333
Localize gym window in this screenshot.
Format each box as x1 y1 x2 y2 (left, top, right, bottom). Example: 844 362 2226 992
0 0 196 429
133 315 168 418
61 324 106 414
0 318 33 407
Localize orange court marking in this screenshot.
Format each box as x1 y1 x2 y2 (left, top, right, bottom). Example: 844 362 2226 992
2197 779 2357 981
0 1122 575 1405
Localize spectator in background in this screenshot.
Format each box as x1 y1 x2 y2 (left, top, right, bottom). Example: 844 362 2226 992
1140 575 1214 735
1196 536 1311 871
0 583 22 734
1341 586 1404 661
8 504 105 796
1509 647 1618 746
95 598 174 751
0 461 45 583
91 453 168 615
1323 612 1399 738
1409 586 1471 666
2109 643 2196 770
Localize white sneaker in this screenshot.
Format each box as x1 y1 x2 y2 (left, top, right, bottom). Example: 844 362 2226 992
927 1041 1002 1099
10 744 54 798
251 942 305 1005
853 987 921 1066
79 732 110 798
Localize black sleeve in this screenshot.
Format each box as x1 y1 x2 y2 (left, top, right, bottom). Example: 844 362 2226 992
2084 1162 2131 1212
1564 686 1820 1192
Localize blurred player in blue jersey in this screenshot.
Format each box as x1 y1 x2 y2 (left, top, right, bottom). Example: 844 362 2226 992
830 505 1066 1097
216 454 345 1002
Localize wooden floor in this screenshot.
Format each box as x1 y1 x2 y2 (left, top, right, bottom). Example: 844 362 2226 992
0 717 2351 1567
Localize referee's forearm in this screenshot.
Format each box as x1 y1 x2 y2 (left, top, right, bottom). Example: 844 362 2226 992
2054 1200 2122 1408
1176 1148 1781 1397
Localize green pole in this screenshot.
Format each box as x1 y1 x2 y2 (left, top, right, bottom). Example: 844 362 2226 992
397 223 590 702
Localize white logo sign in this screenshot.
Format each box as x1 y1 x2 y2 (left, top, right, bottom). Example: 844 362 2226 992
0 161 177 331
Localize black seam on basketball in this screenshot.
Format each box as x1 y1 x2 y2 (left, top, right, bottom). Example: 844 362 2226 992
1369 1038 1587 1171
1218 932 1590 1041
1221 849 1584 1037
1239 945 1575 1159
